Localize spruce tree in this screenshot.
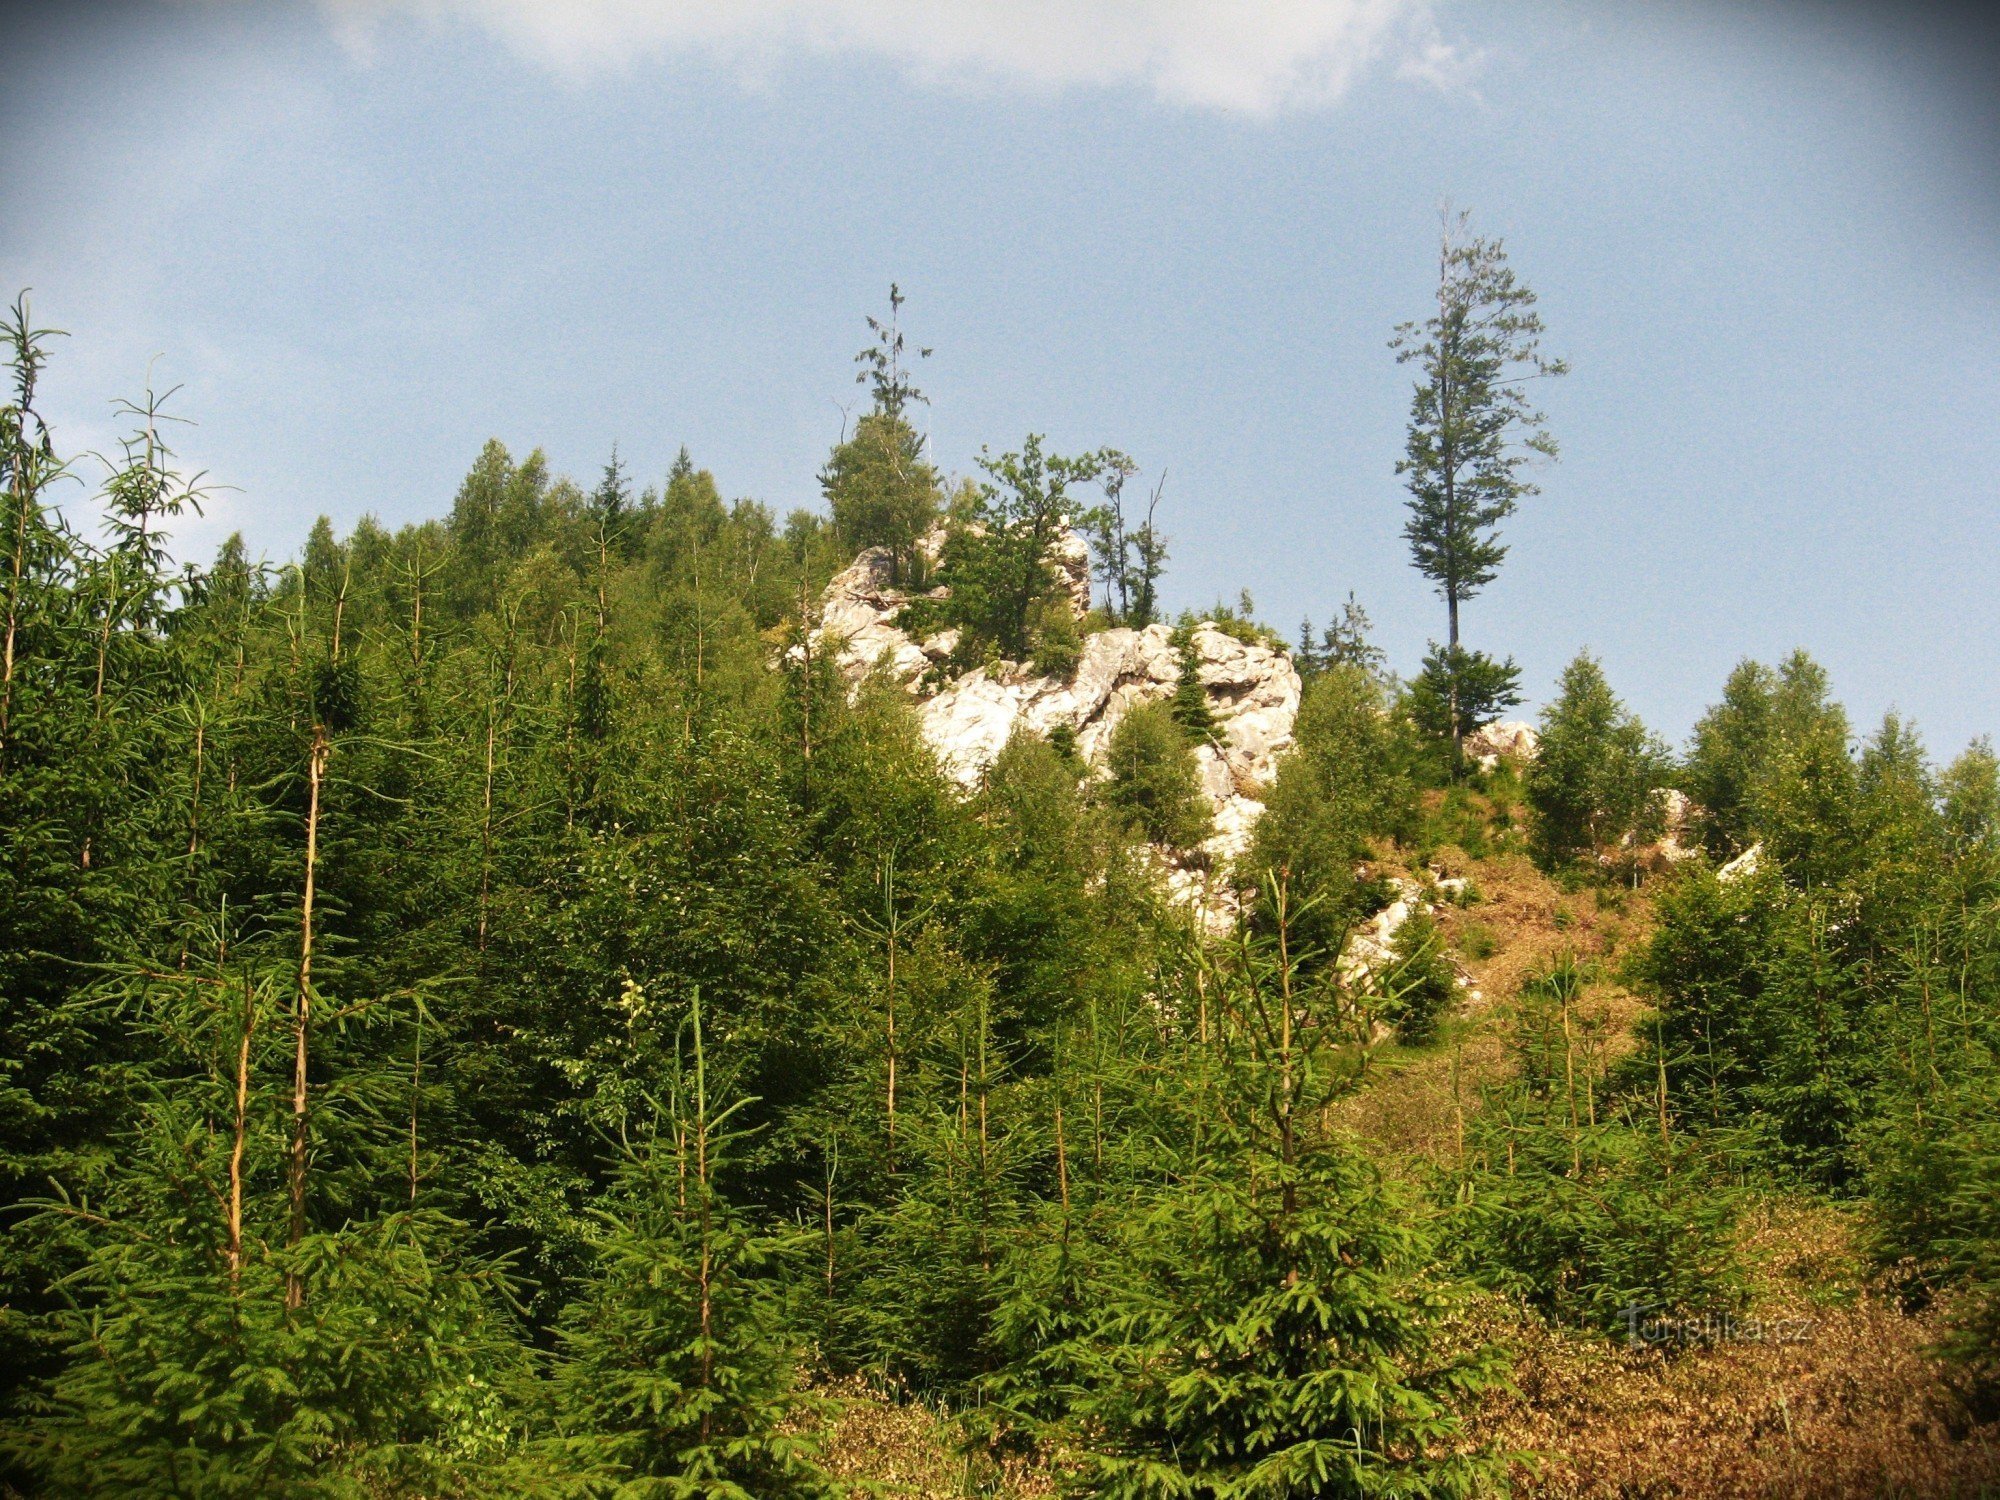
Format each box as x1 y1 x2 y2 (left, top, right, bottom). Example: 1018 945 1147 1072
1068 884 1506 1498
557 992 833 1499
1102 701 1210 853
1525 651 1668 872
822 287 941 583
1392 210 1563 760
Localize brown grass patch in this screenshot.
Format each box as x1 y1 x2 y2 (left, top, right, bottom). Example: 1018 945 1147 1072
1466 1190 2000 1497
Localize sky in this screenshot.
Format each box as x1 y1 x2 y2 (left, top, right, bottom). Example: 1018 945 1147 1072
3 0 1998 752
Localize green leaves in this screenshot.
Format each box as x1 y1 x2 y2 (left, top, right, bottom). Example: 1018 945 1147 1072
1524 652 1669 872
1047 900 1506 1498
1393 211 1565 648
554 1001 835 1499
1103 701 1211 853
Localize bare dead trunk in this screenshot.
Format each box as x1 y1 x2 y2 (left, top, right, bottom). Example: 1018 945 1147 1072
287 724 329 1310
227 974 255 1291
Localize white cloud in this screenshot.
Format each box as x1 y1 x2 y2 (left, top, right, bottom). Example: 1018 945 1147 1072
317 0 1474 115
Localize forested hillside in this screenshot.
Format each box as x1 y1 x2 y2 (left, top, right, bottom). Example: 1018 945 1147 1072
3 277 1998 1500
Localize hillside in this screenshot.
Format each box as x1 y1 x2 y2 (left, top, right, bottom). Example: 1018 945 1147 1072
3 310 1998 1499
818 826 2000 1497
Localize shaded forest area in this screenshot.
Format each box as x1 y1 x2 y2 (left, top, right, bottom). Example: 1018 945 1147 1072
1 274 1998 1498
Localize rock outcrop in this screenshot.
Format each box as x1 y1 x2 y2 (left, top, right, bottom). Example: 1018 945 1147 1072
1464 719 1539 769
1717 842 1763 883
810 535 1301 886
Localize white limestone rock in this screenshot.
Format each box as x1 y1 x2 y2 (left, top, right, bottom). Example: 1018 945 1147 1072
807 536 1304 910
1339 876 1421 985
1650 787 1704 865
814 540 945 687
1464 719 1539 770
1717 842 1764 883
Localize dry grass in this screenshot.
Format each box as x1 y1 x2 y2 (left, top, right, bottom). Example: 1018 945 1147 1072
1347 851 2000 1496
808 1376 1056 1498
1468 1200 2000 1498
1342 851 1649 1169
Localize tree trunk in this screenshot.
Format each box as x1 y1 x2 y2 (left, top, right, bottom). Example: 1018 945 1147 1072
227 974 255 1292
287 723 329 1310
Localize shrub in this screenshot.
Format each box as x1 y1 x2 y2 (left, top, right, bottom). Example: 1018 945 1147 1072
1029 595 1084 679
1459 921 1498 961
1448 957 1747 1339
1242 665 1421 957
1066 905 1508 1497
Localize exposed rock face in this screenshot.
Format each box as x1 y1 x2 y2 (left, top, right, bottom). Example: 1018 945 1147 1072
814 529 1093 687
1339 876 1423 984
811 536 1301 881
814 543 951 686
1464 719 1539 769
1337 873 1482 1017
1717 842 1764 883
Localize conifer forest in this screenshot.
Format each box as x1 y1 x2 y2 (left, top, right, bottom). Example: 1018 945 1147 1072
2 232 1998 1497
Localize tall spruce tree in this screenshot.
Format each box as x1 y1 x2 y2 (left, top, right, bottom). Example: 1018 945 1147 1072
1392 209 1564 759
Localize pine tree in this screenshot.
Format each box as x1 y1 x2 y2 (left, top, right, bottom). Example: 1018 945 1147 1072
1451 954 1747 1339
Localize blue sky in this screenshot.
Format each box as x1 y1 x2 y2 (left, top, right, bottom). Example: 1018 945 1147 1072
4 0 1997 752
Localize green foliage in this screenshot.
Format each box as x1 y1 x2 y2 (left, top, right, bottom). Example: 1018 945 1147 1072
1525 652 1668 871
1682 659 1775 856
1403 643 1522 751
1077 452 1167 628
1030 593 1085 679
1102 701 1210 852
1168 631 1217 740
1063 897 1507 1498
1392 210 1565 654
1856 860 2000 1414
920 435 1112 665
1450 957 1746 1338
1383 911 1458 1046
3 947 545 1497
1683 651 1857 876
12 1211 534 1498
820 410 940 585
556 996 834 1499
1244 664 1418 957
1176 594 1285 651
1295 592 1386 684
12 290 2000 1490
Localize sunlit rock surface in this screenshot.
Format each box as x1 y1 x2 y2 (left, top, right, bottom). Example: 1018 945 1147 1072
1464 718 1539 769
810 536 1302 910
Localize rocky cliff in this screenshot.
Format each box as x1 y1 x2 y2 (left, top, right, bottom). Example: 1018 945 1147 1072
811 538 1301 886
